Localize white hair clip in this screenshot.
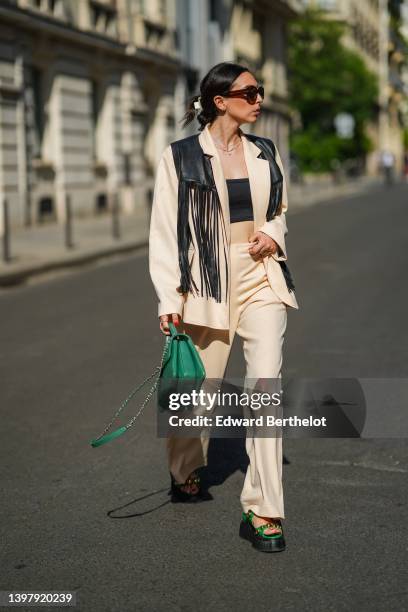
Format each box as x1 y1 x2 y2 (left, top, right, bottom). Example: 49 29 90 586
193 97 202 112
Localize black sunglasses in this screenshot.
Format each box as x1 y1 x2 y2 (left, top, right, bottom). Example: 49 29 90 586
223 85 264 105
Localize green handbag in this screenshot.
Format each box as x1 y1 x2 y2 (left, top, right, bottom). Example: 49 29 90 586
90 322 205 447
157 322 206 411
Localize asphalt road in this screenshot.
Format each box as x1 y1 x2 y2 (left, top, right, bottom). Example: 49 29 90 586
1 182 407 612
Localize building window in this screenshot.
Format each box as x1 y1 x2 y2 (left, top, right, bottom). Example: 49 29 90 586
30 0 64 17
31 67 45 158
90 1 117 36
96 193 107 213
209 0 217 21
91 79 101 160
38 197 55 222
123 154 132 186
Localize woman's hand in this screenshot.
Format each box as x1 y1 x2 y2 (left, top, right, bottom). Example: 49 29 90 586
248 231 279 260
159 313 181 335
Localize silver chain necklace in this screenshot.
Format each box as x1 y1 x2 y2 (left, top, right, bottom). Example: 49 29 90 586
213 137 242 156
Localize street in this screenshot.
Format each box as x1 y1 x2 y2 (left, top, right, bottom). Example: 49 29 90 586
1 183 407 612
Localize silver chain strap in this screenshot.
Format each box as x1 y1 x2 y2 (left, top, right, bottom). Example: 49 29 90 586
94 337 170 441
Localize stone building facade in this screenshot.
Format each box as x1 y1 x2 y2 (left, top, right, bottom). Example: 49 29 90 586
0 0 301 228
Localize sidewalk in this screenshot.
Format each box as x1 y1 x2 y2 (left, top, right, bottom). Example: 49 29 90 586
0 176 382 287
0 208 149 287
289 174 382 210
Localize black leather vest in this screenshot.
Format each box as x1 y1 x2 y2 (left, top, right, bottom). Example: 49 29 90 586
170 132 295 303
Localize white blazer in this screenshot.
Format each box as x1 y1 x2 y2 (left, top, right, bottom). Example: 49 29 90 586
149 123 299 330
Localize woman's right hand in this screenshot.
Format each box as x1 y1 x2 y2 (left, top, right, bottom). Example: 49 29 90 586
159 313 181 335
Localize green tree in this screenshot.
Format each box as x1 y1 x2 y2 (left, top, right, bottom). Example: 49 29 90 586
288 9 378 173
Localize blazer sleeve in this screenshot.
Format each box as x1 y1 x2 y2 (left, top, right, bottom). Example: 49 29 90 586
148 145 184 318
257 145 289 261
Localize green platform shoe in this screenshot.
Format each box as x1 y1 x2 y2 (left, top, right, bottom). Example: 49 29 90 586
239 509 286 553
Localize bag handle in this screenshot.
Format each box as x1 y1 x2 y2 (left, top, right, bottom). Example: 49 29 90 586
168 321 178 336
90 334 170 448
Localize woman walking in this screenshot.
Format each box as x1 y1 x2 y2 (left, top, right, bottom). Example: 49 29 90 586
149 62 299 552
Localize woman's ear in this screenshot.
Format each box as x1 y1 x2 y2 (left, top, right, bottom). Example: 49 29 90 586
213 94 226 112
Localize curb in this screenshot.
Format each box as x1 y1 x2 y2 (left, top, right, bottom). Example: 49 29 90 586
0 239 148 287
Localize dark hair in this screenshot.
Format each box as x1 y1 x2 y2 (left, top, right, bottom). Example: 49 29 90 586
180 61 253 131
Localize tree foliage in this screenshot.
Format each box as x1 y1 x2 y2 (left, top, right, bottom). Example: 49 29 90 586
288 9 378 172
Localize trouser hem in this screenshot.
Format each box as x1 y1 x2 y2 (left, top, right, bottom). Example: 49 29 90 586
241 504 285 520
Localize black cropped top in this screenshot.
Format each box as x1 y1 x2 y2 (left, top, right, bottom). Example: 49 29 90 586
226 178 254 223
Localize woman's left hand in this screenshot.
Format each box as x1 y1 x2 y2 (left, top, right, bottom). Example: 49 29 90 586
248 231 279 260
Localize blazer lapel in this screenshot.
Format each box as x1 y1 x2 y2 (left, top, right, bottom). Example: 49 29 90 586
198 125 230 231
241 133 271 229
198 124 270 233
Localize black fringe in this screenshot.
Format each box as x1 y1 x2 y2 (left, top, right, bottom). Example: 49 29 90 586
177 180 199 296
266 177 283 221
178 179 228 302
279 261 295 292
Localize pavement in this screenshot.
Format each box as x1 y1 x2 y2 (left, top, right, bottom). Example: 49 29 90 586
0 175 383 287
1 181 407 612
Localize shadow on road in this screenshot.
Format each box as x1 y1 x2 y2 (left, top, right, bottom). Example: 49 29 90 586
107 487 171 518
107 439 293 519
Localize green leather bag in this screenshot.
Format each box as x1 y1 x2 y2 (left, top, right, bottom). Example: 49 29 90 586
90 322 205 447
157 322 206 411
